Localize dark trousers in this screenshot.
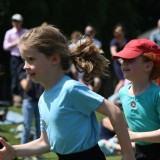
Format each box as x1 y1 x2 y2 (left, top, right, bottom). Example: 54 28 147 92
135 143 160 160
10 56 23 95
56 144 106 160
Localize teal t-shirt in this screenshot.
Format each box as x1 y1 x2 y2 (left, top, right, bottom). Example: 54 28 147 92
119 82 160 145
38 75 104 154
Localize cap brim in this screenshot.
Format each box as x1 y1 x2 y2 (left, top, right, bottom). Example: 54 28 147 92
112 48 142 59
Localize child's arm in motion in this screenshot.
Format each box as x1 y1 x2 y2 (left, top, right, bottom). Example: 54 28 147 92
129 129 160 143
97 99 135 160
0 131 50 160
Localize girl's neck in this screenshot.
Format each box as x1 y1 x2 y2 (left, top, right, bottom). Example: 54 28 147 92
129 80 151 96
43 71 65 90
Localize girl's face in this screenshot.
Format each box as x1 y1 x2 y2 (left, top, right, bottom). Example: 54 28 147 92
20 45 54 85
121 56 152 81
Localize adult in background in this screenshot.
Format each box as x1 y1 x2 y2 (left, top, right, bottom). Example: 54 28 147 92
76 25 102 93
84 25 102 49
108 23 128 104
149 19 160 86
149 18 160 46
3 13 28 106
69 31 82 50
67 31 82 80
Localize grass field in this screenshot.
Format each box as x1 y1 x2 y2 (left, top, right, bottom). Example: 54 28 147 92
0 106 121 160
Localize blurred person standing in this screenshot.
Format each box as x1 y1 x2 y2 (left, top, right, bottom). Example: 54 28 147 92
69 31 82 50
67 31 82 80
108 23 128 104
150 18 160 46
150 19 160 86
3 13 28 106
69 27 103 93
84 25 102 49
78 25 102 93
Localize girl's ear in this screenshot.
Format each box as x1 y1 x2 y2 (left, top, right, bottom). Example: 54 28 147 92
51 53 60 66
145 61 154 72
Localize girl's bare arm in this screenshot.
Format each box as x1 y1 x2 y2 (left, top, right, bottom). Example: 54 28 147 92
97 99 135 160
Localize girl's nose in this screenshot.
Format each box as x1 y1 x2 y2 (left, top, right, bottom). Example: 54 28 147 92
23 62 29 70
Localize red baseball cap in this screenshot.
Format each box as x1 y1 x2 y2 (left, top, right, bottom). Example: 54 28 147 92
112 39 160 59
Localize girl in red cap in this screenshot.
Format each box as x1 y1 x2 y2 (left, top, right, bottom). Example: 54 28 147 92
113 39 160 160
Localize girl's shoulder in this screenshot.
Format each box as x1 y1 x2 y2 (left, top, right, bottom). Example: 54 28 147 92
150 82 160 92
110 38 117 46
64 77 87 91
120 84 131 92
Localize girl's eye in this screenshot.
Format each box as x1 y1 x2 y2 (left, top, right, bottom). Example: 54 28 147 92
128 59 135 63
28 57 34 61
123 58 136 63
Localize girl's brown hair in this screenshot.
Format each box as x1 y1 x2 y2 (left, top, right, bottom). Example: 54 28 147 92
20 25 110 82
143 53 160 80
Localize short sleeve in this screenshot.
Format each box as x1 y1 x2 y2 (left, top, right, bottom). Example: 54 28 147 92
69 83 104 116
110 39 117 47
40 118 46 131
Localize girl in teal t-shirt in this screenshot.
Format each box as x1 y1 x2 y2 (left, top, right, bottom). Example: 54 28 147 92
113 39 160 160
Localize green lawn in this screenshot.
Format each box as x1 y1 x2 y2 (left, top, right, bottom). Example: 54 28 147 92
0 106 121 160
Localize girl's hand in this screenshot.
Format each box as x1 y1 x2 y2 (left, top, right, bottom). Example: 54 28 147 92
0 137 16 160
